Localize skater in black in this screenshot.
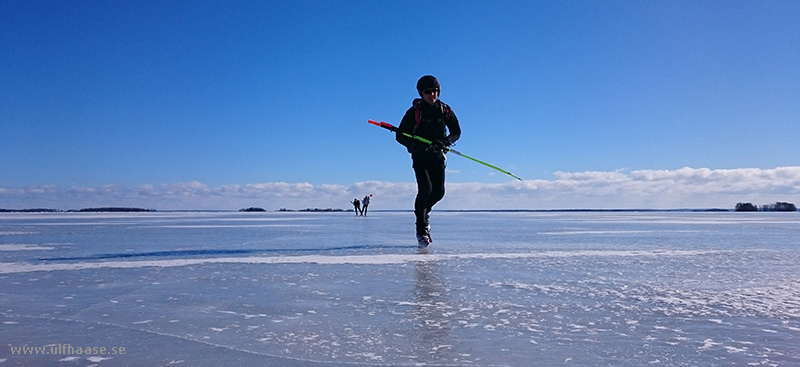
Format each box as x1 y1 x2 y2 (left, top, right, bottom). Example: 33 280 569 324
361 194 371 216
350 198 361 216
396 75 461 246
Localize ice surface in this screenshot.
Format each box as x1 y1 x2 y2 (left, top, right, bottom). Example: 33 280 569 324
1 211 799 366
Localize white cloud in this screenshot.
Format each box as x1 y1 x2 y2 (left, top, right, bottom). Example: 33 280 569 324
2 166 799 211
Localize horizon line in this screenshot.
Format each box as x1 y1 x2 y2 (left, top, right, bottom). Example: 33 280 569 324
4 207 790 213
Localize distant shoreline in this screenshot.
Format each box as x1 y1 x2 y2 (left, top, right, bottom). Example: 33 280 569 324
4 206 800 214
0 207 762 213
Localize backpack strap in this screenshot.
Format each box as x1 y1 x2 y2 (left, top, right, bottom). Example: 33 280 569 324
441 102 452 122
413 99 422 133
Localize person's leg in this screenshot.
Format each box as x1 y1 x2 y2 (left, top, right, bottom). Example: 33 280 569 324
413 163 433 235
421 159 445 241
426 160 446 211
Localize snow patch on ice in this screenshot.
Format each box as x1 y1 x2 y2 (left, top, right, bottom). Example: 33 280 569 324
0 250 723 274
86 356 112 362
0 244 54 251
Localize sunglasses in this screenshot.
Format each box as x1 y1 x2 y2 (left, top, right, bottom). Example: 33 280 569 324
422 88 439 95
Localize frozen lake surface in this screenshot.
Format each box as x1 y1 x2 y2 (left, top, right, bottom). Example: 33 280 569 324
1 211 798 366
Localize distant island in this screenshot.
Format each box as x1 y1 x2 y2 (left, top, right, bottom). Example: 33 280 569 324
239 207 267 212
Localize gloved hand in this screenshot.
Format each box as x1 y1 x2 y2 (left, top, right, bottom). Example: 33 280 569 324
427 138 450 153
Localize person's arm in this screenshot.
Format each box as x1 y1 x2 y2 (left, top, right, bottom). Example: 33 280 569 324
444 110 460 145
395 107 416 152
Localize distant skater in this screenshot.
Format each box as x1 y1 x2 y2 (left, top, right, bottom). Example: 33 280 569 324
361 194 371 216
396 75 460 246
350 198 361 216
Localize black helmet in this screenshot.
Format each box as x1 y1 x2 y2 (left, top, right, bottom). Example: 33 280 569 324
416 75 440 91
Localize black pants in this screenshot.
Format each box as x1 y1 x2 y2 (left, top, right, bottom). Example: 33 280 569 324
412 153 446 234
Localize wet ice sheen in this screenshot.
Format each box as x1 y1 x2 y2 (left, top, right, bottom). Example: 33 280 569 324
0 211 798 366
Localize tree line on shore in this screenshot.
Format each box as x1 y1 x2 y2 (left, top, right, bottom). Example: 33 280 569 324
735 202 797 212
0 207 155 213
1 207 346 213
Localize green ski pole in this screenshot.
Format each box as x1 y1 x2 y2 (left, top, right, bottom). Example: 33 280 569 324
368 120 522 181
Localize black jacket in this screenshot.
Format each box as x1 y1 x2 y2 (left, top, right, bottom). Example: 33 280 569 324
396 99 461 156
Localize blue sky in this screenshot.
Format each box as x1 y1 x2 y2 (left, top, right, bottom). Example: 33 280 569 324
2 0 799 210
